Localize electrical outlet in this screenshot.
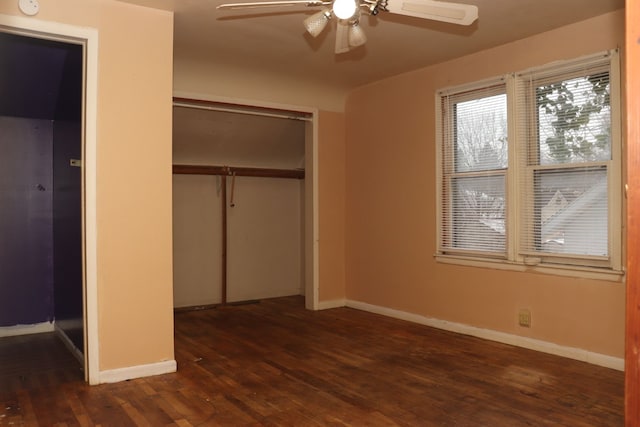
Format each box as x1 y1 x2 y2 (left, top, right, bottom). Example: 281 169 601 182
518 309 531 327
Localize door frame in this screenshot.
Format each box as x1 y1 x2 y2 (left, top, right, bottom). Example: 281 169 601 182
0 14 99 384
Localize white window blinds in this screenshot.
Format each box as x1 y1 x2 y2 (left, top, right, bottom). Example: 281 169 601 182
516 55 612 264
438 82 508 257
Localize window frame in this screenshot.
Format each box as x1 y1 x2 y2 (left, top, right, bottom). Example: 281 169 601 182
435 50 622 280
437 79 509 259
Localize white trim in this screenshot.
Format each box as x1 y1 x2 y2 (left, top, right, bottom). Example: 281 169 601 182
516 50 614 80
317 299 346 310
311 109 319 311
437 75 507 97
506 73 520 261
608 49 623 272
434 94 444 254
172 91 315 115
0 322 55 338
435 254 625 282
346 299 624 371
0 14 100 385
99 360 177 384
83 25 99 387
172 100 312 122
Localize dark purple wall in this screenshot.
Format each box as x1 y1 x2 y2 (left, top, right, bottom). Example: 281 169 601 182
1 33 83 350
0 32 67 120
0 117 54 326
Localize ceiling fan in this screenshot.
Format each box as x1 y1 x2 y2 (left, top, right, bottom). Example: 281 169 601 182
217 0 478 54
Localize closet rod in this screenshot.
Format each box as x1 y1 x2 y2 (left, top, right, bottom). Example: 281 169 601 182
173 164 304 180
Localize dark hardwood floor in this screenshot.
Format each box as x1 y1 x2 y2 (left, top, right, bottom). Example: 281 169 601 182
0 296 624 426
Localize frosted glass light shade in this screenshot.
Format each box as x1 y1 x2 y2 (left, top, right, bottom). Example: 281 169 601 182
303 9 331 37
348 22 366 47
333 0 357 19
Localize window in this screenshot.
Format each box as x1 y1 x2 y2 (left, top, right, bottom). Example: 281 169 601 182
436 51 621 275
439 83 508 257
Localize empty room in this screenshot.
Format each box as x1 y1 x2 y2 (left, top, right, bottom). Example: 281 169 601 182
0 0 638 425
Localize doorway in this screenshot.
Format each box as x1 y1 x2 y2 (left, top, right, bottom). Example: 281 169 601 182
0 28 86 380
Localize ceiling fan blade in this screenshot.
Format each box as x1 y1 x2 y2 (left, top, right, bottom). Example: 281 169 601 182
382 0 478 25
217 0 328 10
335 20 351 54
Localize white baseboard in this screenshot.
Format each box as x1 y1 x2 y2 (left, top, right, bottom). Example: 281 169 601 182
99 360 177 384
0 321 55 338
317 299 346 310
346 299 624 372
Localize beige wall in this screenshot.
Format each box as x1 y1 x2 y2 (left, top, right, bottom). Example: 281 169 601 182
318 111 347 303
345 11 626 358
174 57 346 113
0 0 175 371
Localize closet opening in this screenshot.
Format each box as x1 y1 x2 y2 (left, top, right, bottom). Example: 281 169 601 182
172 98 317 311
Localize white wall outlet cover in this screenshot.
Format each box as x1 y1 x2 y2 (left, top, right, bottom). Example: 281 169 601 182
18 0 39 16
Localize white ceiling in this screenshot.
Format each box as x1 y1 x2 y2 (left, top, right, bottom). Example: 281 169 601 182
119 0 624 92
120 0 624 166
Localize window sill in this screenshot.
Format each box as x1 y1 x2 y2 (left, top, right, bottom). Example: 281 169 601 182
434 254 625 282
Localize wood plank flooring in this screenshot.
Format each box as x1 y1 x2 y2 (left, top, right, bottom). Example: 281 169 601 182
0 296 624 426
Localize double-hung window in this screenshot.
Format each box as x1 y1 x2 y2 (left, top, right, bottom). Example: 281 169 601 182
436 51 622 275
438 81 508 257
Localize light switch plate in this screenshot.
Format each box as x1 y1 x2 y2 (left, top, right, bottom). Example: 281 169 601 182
18 0 39 16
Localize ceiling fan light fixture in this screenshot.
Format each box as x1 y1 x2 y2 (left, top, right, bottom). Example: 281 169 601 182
303 8 332 37
348 21 366 47
333 0 358 20
217 0 480 54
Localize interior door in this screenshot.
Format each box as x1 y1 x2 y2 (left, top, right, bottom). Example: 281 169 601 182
625 0 640 423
